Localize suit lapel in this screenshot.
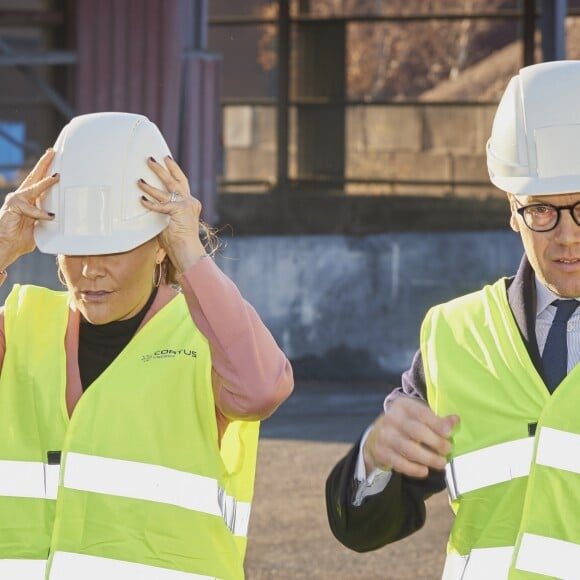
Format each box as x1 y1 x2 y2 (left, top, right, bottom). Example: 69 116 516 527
506 255 543 377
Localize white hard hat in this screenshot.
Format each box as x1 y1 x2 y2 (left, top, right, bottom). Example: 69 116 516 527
35 112 171 255
486 60 580 196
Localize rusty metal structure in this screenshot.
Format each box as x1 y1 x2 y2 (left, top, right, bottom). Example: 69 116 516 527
0 0 220 222
0 1 575 232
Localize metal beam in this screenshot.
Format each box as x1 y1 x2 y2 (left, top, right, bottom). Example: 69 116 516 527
541 0 568 61
523 0 536 66
0 9 63 26
210 11 527 26
0 126 40 155
276 0 290 189
0 51 77 66
0 38 75 119
295 19 346 182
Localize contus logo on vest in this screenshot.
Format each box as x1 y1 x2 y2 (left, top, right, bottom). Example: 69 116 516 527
141 349 197 362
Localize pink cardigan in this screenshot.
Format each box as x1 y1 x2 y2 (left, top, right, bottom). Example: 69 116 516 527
0 258 294 440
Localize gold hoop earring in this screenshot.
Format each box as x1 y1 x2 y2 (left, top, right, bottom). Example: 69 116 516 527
57 264 67 288
153 262 163 288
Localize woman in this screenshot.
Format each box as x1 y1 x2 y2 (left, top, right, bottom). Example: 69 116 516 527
0 112 293 579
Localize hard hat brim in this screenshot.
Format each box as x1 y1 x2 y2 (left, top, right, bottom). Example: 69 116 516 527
35 222 169 256
489 173 580 196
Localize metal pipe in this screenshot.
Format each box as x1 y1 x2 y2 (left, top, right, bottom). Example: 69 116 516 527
210 11 529 27
523 0 536 66
276 0 290 190
541 0 568 61
0 51 77 66
0 126 40 155
0 38 75 119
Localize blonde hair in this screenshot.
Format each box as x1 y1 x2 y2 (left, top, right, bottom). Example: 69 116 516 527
163 220 220 285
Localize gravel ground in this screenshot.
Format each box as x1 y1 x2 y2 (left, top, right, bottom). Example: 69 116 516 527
245 438 453 580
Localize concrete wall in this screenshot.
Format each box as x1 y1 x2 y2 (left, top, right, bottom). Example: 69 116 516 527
223 103 500 198
215 230 523 381
1 230 523 382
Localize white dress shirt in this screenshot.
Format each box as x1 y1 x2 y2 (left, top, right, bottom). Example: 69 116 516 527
353 276 580 506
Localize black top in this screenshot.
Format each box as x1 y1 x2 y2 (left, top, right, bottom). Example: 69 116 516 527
78 288 158 390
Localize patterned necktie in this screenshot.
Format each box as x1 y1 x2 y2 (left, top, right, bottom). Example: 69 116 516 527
541 299 579 392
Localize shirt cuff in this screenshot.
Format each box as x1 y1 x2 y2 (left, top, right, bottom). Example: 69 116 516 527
352 425 393 506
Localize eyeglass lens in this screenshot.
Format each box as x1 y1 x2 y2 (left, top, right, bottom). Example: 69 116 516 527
522 203 580 231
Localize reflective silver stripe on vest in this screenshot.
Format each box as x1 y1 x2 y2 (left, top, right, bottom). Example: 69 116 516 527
536 426 580 474
445 438 533 501
0 559 46 578
217 487 252 537
63 452 251 536
442 547 514 580
515 533 580 578
45 463 60 500
0 460 59 500
49 551 218 579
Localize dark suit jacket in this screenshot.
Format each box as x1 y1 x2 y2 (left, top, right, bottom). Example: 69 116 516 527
325 255 546 552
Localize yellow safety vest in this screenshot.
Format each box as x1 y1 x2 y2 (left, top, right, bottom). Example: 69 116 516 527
0 284 259 580
422 279 580 579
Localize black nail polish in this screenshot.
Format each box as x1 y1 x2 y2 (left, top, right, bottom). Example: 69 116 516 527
141 195 148 201
139 178 146 184
149 156 156 163
51 173 59 178
48 212 55 217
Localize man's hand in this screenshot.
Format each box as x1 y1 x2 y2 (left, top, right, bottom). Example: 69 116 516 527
363 396 459 479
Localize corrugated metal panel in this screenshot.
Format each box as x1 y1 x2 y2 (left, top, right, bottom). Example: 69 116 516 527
143 0 161 121
158 1 183 153
126 0 147 114
76 0 98 112
75 0 219 224
199 56 221 224
94 0 112 112
111 1 128 111
181 53 222 224
181 0 207 51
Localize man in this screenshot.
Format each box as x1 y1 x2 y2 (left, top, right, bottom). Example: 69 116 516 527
326 59 580 579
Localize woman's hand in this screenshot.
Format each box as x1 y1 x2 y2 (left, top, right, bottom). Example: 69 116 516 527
138 156 207 276
0 149 58 270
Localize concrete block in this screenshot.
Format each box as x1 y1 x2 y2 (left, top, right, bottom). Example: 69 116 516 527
225 149 276 181
389 184 451 197
250 150 277 181
387 151 452 180
452 154 488 181
346 151 389 179
223 106 253 148
345 106 367 153
423 106 480 153
346 151 453 196
224 149 252 180
254 106 276 150
450 153 498 199
347 151 452 182
477 105 497 147
364 106 422 153
452 185 507 200
289 107 297 151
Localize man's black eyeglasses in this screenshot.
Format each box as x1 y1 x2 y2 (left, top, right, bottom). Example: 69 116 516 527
515 200 580 232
